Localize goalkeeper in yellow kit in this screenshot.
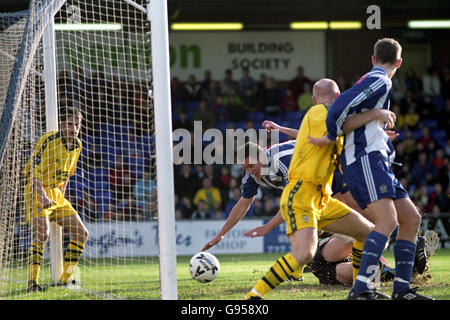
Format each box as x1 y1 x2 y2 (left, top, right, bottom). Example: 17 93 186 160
244 79 376 300
24 107 88 292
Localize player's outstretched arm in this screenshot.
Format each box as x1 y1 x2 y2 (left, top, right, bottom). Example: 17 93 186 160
244 210 283 238
262 120 298 139
342 109 396 133
307 134 334 146
309 109 397 147
201 196 254 251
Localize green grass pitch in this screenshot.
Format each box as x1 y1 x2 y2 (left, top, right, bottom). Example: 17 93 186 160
178 249 450 300
4 249 450 300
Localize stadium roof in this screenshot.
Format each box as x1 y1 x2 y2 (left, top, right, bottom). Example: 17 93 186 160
1 0 449 30
166 0 450 29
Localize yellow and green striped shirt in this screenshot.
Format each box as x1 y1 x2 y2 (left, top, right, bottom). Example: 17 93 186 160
23 131 81 188
288 104 343 188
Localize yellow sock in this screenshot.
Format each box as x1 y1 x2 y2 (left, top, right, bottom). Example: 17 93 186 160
245 253 300 299
352 240 364 282
59 240 85 284
28 242 44 284
291 265 305 279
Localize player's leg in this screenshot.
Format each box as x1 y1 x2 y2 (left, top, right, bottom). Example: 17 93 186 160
395 197 421 242
309 237 352 286
54 208 89 285
331 190 377 281
342 187 428 280
343 188 428 281
367 198 398 236
339 153 401 298
343 197 396 297
321 236 353 262
244 227 317 300
335 262 354 285
287 267 305 281
341 191 375 224
290 227 319 267
391 197 432 299
320 236 354 285
244 180 318 300
26 187 56 292
27 216 50 291
323 236 395 286
320 197 376 284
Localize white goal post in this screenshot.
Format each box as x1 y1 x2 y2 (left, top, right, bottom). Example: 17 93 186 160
148 0 178 300
43 19 64 285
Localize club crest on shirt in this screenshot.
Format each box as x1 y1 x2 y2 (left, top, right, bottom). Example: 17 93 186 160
363 86 374 98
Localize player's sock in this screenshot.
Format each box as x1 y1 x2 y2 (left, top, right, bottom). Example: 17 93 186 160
393 239 416 295
244 253 299 299
290 265 305 279
28 242 44 284
59 240 85 284
353 231 388 293
352 240 364 283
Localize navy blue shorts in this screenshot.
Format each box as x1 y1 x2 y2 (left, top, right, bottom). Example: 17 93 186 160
342 152 409 209
332 168 349 196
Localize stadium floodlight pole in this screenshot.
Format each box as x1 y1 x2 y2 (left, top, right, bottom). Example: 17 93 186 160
42 18 64 284
147 0 178 300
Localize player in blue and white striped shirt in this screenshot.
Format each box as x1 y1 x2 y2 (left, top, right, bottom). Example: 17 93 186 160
240 139 294 199
312 38 432 300
202 139 306 280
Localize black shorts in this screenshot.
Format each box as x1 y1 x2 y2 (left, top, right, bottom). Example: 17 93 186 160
310 238 351 285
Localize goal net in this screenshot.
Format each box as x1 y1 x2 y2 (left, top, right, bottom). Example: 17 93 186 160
0 0 176 300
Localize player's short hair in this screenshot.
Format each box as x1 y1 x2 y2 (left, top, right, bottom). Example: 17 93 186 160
59 106 83 123
373 38 402 65
239 141 263 163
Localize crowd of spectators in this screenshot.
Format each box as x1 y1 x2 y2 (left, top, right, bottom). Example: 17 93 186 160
171 65 449 220
388 65 450 216
64 63 449 222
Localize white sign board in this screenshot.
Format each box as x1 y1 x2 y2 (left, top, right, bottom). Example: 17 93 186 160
169 31 326 81
83 220 264 258
55 31 326 82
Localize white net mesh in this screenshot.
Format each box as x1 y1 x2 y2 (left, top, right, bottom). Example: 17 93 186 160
0 0 164 299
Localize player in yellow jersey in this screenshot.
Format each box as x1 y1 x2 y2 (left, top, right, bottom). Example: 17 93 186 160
23 107 88 292
244 79 381 300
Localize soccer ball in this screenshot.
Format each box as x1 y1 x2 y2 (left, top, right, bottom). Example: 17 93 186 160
189 251 220 283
